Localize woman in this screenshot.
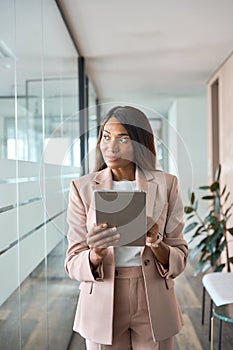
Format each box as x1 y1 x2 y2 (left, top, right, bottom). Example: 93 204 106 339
65 106 188 350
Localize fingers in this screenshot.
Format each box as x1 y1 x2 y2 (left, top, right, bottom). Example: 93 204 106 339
146 232 161 242
87 224 120 248
88 223 107 237
146 232 163 247
146 221 160 239
89 232 120 248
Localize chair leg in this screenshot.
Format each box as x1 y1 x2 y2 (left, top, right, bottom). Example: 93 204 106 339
209 299 213 341
218 319 222 350
201 286 206 324
210 315 214 350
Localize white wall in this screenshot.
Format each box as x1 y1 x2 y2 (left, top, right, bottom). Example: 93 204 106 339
168 96 208 203
168 96 208 246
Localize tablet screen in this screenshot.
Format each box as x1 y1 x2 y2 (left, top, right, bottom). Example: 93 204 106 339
94 190 146 246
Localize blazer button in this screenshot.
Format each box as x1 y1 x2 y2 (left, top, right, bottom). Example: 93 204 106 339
144 259 150 266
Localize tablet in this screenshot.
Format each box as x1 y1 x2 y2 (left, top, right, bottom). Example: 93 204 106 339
94 190 146 246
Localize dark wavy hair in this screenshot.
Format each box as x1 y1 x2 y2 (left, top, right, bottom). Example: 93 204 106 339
94 106 156 171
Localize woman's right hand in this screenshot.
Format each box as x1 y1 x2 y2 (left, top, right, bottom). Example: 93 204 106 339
87 223 120 269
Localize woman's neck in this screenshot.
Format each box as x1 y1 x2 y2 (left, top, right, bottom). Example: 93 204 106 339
111 165 135 181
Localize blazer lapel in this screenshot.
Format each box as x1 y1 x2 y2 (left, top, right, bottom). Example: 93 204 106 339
136 167 158 218
136 168 168 233
87 168 113 229
93 167 113 190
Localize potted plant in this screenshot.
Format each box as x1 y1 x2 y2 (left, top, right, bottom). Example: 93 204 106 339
184 165 233 276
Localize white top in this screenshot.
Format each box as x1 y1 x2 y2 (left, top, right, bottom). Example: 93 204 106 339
113 180 142 267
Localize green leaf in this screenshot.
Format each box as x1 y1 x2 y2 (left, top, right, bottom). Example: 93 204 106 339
210 250 222 266
184 222 198 234
228 257 233 264
202 195 215 200
190 192 195 205
199 185 210 190
192 225 205 238
194 260 207 276
210 181 219 192
202 262 212 273
187 214 195 220
202 229 223 253
199 249 208 262
206 214 218 226
219 240 226 252
221 185 227 196
215 164 221 182
224 204 233 217
227 227 233 235
184 206 194 214
214 263 225 272
224 192 230 203
189 244 204 260
194 200 198 210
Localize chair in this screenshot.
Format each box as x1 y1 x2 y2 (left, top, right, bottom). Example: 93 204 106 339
201 272 233 341
211 303 233 350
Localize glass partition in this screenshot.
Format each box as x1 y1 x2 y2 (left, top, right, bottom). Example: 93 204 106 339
88 80 98 172
0 1 81 349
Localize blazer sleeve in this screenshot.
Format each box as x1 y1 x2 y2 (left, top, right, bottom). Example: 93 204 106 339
65 180 104 282
155 175 188 279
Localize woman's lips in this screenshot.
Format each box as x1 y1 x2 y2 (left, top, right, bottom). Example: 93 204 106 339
106 156 119 162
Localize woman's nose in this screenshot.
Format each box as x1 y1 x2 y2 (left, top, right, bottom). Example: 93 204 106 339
108 139 119 151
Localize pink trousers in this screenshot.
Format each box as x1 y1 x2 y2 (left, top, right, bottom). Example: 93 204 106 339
85 266 174 350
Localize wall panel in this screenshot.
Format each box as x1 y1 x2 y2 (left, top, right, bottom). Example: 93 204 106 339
0 159 78 306
207 52 233 263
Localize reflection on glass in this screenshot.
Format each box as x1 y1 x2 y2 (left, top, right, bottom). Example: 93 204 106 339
148 118 164 169
0 1 83 349
88 81 98 172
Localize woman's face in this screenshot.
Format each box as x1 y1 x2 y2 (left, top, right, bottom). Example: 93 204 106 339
100 116 134 174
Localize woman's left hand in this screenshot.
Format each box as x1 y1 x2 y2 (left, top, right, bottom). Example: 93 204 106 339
146 222 163 248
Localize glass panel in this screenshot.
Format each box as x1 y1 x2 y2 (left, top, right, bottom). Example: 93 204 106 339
0 1 80 350
0 1 18 348
40 2 79 349
0 1 16 160
149 118 164 170
88 80 97 172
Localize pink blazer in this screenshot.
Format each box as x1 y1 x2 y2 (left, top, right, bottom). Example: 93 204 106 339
65 167 188 345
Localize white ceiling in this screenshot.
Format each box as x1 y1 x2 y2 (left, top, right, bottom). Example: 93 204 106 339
57 0 233 116
1 1 233 117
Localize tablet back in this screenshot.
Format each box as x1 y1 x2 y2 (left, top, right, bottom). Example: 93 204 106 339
94 190 146 246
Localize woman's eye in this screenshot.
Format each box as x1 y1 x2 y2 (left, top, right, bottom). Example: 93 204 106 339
119 137 129 143
103 135 110 141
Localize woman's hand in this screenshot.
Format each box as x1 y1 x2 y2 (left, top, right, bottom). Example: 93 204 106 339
146 222 163 248
146 221 169 267
87 223 120 269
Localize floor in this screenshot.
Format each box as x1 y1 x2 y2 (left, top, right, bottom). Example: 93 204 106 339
0 240 232 350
